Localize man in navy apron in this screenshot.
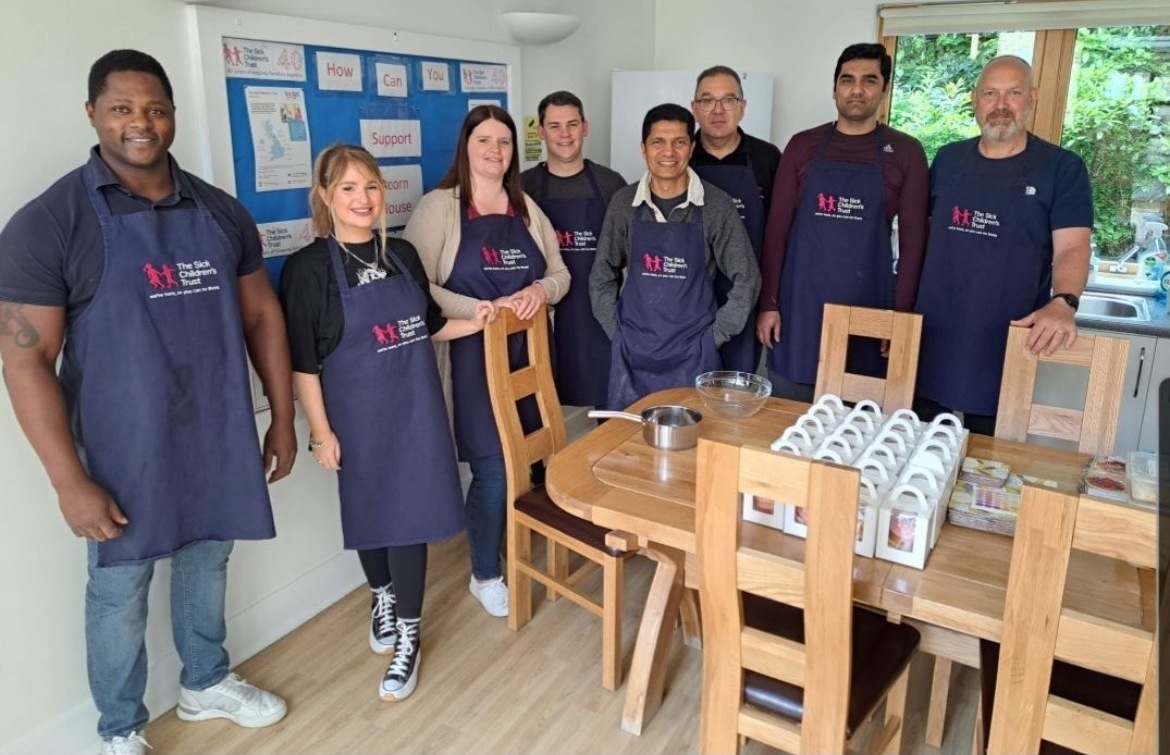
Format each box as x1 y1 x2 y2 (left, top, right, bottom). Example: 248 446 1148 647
521 91 627 408
590 104 759 411
690 66 780 375
0 51 295 754
916 55 1093 435
756 43 929 402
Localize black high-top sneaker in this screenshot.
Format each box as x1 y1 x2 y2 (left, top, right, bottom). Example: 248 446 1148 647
379 618 420 701
369 584 397 654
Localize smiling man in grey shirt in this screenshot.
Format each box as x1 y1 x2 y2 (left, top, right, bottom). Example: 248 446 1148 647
589 103 759 409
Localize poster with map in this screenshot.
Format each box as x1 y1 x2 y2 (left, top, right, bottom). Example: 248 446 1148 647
244 86 312 191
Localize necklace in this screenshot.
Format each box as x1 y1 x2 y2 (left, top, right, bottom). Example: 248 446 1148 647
334 235 388 284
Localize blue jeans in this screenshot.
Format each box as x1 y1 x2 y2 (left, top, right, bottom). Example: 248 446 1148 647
466 456 506 581
86 539 233 738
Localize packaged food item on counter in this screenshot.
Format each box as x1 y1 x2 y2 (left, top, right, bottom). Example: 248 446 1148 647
946 474 1059 536
1127 451 1159 505
1081 470 1128 502
1087 456 1127 476
958 457 1010 488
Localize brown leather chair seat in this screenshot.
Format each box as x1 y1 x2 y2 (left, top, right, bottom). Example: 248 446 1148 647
514 487 628 557
979 640 1142 754
741 593 921 737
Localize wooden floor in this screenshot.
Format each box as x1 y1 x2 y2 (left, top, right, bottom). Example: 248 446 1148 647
145 536 980 754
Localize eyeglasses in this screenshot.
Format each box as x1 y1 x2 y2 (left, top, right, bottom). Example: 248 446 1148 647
693 96 742 112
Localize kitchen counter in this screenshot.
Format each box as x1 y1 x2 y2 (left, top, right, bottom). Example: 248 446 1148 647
1077 296 1170 338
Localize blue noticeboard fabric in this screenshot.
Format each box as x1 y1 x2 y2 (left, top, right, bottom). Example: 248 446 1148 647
224 42 508 283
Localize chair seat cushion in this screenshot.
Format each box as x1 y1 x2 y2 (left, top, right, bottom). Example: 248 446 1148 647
740 593 921 737
515 487 630 557
978 639 1142 753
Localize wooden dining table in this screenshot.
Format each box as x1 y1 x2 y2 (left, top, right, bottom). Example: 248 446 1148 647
546 387 1156 736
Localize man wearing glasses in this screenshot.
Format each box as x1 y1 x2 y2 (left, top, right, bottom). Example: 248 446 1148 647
755 43 928 402
690 66 780 374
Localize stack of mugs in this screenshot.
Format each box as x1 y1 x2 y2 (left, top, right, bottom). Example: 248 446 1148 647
763 395 968 568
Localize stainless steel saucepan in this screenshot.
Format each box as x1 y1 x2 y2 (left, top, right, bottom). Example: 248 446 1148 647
588 405 704 451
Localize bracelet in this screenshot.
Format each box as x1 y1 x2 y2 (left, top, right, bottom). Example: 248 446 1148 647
308 436 328 452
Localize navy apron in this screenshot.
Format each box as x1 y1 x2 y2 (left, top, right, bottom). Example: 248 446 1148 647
693 155 765 374
607 205 719 410
916 144 1051 416
537 166 611 406
76 166 273 567
769 125 893 385
445 209 546 461
319 238 465 549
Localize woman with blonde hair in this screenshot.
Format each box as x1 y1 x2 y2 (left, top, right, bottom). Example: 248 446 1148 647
404 106 569 618
280 144 494 701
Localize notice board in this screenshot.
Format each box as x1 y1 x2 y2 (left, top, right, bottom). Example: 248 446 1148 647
189 5 521 281
188 6 521 409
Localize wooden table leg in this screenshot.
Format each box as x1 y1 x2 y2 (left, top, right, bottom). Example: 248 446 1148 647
621 543 685 736
925 657 951 748
679 588 702 649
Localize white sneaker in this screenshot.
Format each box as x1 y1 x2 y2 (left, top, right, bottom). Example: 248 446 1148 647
99 731 150 755
468 576 509 617
177 672 288 728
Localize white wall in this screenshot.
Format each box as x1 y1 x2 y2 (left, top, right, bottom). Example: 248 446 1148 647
0 1 652 753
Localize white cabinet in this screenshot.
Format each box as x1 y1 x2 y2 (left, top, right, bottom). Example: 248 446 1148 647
1136 342 1170 453
1032 328 1160 455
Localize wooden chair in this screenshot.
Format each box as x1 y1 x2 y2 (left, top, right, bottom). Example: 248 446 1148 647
980 485 1157 754
814 304 923 410
483 304 635 691
995 325 1129 454
695 439 920 754
928 326 1131 752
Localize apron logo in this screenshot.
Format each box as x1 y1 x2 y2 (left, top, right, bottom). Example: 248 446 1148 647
555 229 597 252
372 315 429 352
948 205 1001 238
372 323 400 345
144 259 221 299
143 263 179 290
815 193 865 221
481 246 530 272
555 229 573 248
641 254 687 280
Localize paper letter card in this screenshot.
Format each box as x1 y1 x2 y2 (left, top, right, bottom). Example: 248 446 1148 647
224 38 306 82
460 63 508 92
257 219 315 258
376 63 408 97
360 120 422 158
379 165 424 227
421 62 450 91
317 52 363 92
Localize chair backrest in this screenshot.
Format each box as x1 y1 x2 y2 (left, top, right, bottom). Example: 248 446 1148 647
696 439 861 754
483 304 568 503
814 304 923 411
987 485 1157 754
995 325 1129 455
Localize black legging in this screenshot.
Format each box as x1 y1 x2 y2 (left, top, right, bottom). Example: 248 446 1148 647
357 544 427 619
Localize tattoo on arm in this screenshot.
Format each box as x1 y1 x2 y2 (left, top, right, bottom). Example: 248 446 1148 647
0 304 40 349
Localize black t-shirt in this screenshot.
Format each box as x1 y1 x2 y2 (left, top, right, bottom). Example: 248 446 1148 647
520 160 628 204
279 235 447 374
691 129 782 215
651 191 688 218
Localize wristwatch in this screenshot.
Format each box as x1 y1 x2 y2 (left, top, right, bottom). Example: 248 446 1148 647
1052 292 1080 311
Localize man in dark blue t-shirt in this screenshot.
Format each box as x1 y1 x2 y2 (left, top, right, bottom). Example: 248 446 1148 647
0 49 296 754
914 55 1093 434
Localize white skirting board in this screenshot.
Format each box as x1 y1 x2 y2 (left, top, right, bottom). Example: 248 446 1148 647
2 552 364 755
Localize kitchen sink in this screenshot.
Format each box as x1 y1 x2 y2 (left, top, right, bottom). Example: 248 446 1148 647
1077 292 1151 322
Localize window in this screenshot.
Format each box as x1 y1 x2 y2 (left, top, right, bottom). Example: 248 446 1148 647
880 2 1170 257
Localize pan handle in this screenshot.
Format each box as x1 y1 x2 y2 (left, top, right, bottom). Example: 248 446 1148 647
588 410 644 423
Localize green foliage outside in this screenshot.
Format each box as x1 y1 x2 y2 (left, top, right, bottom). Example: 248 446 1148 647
889 27 1170 257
